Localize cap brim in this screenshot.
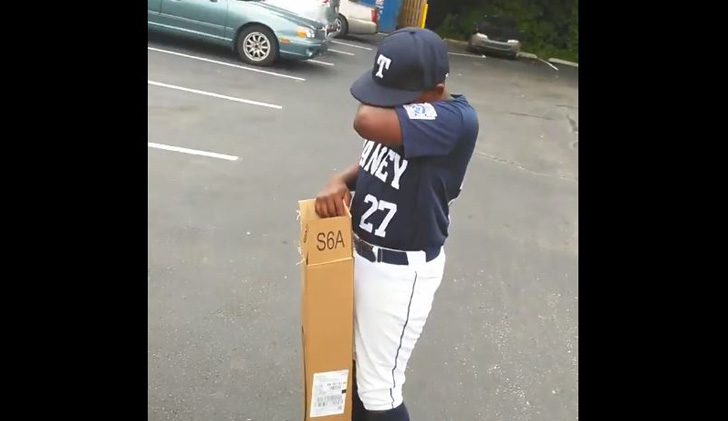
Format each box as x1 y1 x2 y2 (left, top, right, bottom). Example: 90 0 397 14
350 71 423 107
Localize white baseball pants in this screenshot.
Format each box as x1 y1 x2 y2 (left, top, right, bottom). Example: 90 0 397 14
353 246 446 411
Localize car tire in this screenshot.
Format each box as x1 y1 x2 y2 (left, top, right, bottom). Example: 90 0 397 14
334 14 349 38
236 25 279 67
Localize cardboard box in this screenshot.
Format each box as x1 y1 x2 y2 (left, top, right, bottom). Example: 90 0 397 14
298 199 354 421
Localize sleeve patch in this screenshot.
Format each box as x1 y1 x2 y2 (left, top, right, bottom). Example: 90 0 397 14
402 103 438 120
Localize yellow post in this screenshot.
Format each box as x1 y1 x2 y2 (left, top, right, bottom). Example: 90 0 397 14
420 2 429 29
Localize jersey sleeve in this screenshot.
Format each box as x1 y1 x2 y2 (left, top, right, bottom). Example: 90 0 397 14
394 101 464 159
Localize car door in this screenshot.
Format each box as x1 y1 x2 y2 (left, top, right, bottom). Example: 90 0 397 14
159 0 229 40
148 0 163 20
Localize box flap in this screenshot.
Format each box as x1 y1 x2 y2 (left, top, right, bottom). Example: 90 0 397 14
298 199 352 266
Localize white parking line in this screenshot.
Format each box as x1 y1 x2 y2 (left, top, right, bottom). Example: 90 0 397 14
328 48 355 56
148 81 283 109
538 57 559 71
309 59 335 66
331 40 372 51
448 52 485 58
148 46 305 81
149 142 239 161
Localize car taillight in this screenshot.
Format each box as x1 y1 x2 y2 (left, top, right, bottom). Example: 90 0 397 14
371 8 378 24
321 0 330 4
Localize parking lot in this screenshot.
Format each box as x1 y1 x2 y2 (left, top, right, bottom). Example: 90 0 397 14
148 31 578 421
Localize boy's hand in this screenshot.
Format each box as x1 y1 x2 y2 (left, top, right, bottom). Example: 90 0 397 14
315 175 352 218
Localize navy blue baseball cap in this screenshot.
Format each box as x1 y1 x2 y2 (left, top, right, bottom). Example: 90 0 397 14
350 27 450 107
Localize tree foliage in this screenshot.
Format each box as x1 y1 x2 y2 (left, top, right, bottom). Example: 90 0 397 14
428 0 578 62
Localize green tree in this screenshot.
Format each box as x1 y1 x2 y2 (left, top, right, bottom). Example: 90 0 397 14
429 0 578 62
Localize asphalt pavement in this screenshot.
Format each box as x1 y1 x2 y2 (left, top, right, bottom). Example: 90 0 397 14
148 30 578 421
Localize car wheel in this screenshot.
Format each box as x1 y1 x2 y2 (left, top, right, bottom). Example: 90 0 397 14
333 14 348 38
236 25 278 67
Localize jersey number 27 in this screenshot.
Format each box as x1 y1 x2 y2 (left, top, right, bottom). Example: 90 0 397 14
359 194 397 238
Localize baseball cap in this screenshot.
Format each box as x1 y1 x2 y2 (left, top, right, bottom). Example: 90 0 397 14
350 27 450 107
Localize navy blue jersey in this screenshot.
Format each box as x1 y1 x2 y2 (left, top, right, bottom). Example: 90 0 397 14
351 95 479 251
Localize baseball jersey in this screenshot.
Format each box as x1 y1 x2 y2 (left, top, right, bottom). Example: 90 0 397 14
351 94 479 251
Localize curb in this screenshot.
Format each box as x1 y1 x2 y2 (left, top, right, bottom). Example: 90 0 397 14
443 37 578 67
548 58 578 68
444 38 469 47
518 52 538 59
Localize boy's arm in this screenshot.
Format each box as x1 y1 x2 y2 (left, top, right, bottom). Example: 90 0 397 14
314 164 358 218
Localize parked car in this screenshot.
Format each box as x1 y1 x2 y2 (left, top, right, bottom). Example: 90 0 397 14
467 15 523 59
333 0 378 38
264 0 377 38
147 0 330 67
263 0 338 34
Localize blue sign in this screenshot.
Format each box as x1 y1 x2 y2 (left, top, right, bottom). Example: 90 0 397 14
357 0 402 33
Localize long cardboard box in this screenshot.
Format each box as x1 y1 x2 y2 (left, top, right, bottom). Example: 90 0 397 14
298 199 354 420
